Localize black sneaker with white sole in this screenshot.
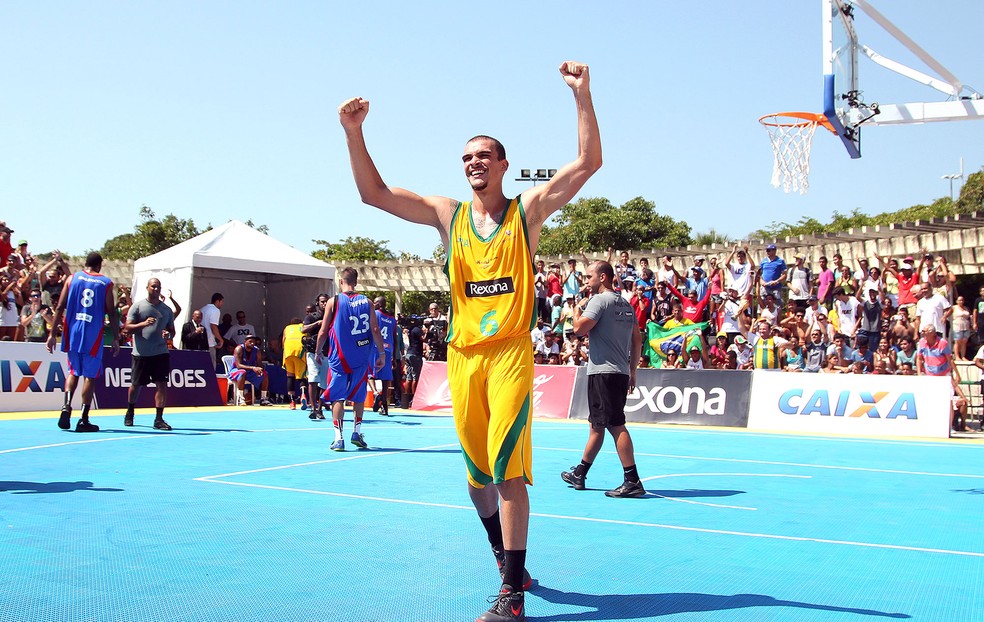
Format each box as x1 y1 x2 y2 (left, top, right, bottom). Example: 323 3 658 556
560 467 585 490
605 479 646 498
75 419 100 433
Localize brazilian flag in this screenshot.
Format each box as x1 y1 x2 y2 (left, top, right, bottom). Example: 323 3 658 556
644 321 709 368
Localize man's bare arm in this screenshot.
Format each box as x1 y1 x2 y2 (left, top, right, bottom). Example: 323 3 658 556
522 61 603 234
338 98 454 246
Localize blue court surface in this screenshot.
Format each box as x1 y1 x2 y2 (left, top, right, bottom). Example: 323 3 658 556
2 406 983 622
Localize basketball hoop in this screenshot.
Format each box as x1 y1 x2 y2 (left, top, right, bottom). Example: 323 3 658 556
759 112 836 195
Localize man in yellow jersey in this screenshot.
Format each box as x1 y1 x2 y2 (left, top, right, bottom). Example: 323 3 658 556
281 316 306 409
338 60 601 622
746 319 793 370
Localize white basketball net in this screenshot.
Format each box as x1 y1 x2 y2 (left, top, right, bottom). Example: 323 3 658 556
760 113 822 195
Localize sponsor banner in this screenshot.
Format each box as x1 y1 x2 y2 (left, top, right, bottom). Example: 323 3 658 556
0 342 72 412
569 368 751 427
2 343 222 412
412 361 577 419
95 348 222 408
746 371 950 438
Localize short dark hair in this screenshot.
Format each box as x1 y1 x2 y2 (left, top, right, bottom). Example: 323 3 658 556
211 292 224 304
466 135 506 160
340 267 359 286
84 251 103 271
593 260 615 282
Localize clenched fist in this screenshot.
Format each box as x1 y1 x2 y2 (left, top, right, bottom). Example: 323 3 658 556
338 97 370 129
559 61 590 90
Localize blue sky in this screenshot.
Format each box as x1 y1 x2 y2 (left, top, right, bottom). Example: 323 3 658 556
2 1 982 261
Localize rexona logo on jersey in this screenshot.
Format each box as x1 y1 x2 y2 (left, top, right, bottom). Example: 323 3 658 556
626 385 727 416
465 277 515 298
778 389 917 419
0 359 68 393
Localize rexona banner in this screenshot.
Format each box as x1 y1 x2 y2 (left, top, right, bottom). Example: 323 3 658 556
569 368 752 427
746 371 951 438
0 343 222 412
412 361 577 419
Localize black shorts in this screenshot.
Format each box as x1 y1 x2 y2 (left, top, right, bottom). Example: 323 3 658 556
132 353 171 386
587 373 629 430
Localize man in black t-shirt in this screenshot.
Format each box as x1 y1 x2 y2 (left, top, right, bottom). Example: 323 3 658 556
301 295 329 420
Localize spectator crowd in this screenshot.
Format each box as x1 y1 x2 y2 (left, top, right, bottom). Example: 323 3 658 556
4 213 984 430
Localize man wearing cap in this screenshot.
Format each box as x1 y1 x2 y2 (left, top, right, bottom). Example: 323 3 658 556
684 264 709 302
0 221 13 267
728 335 753 370
719 287 747 345
229 334 273 406
787 253 812 306
757 244 787 301
877 253 920 313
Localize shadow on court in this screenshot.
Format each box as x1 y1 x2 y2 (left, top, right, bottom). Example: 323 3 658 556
532 586 911 621
0 480 124 495
648 489 745 499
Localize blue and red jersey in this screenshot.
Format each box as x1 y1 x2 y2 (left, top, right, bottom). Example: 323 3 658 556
61 271 113 356
371 309 397 368
326 292 374 373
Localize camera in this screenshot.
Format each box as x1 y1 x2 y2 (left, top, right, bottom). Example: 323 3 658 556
397 314 425 329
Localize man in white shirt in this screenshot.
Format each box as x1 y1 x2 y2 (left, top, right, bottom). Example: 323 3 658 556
224 310 257 347
915 283 952 336
725 245 755 299
832 287 860 344
200 292 225 368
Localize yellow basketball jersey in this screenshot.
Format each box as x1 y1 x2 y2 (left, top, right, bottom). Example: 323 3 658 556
446 197 536 348
282 323 304 358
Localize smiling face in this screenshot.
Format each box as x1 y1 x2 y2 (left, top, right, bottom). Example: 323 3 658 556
462 137 507 192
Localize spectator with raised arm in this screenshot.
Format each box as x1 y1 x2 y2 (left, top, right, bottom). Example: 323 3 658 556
725 244 755 301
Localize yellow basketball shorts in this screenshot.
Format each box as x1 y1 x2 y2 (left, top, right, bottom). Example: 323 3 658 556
447 334 534 488
283 355 306 378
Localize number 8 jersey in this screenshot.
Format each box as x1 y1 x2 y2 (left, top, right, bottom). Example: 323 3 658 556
326 291 374 373
61 270 114 356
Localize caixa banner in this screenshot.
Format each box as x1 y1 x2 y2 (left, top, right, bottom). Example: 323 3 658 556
569 368 752 427
1 342 222 412
746 371 951 438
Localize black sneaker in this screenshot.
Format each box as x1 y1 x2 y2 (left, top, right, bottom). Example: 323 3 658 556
372 394 382 412
605 479 646 498
58 406 72 430
477 585 525 622
315 411 326 420
75 419 100 433
561 466 585 490
124 412 134 427
492 546 532 591
153 419 172 431
309 411 319 420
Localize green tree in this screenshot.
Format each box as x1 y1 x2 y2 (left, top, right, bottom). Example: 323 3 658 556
401 291 450 316
311 236 396 263
537 196 692 254
99 205 201 260
433 243 447 263
691 228 733 247
956 170 984 214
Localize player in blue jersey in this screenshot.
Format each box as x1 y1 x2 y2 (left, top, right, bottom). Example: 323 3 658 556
315 267 385 451
369 296 397 416
46 252 120 432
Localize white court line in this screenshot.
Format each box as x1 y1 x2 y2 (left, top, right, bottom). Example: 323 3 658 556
0 435 157 454
537 446 984 479
197 477 984 559
640 473 812 511
195 443 459 480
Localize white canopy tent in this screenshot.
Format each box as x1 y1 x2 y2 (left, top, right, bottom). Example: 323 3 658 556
132 220 335 349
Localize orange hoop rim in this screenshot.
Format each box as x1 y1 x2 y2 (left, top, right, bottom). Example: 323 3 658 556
759 111 836 134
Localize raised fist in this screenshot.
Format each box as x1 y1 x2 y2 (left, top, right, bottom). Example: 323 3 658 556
559 61 590 89
338 97 370 129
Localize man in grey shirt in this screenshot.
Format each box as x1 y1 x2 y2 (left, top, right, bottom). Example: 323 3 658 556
124 278 176 430
562 260 645 498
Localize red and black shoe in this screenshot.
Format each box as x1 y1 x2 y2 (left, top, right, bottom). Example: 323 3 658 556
477 584 524 622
